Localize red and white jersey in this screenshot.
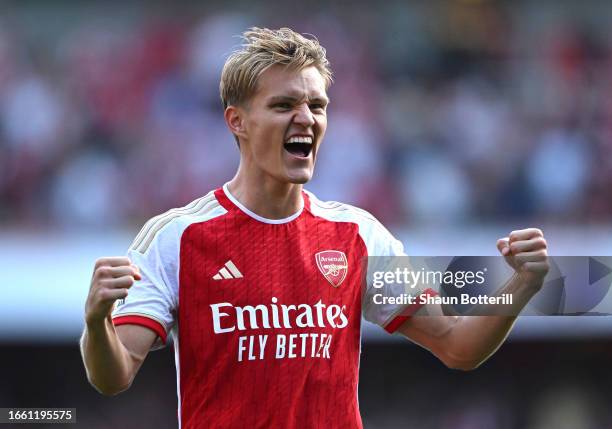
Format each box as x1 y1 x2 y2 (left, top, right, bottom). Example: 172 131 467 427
112 184 427 429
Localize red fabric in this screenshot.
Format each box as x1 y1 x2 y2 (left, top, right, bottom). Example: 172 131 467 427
177 187 366 429
384 288 439 333
113 314 167 344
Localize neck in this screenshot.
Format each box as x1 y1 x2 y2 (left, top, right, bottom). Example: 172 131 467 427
227 170 304 220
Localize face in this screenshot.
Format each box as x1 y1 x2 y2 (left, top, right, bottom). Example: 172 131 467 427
228 65 329 185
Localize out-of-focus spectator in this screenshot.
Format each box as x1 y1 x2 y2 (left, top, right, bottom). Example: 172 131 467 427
526 128 592 217
50 149 124 227
397 148 473 224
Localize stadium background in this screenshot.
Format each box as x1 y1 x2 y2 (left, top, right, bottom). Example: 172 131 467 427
1 0 612 427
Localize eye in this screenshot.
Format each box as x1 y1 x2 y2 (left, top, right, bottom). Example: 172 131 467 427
309 103 326 111
273 102 292 110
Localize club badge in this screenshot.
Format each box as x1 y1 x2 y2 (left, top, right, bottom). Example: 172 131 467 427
315 250 348 287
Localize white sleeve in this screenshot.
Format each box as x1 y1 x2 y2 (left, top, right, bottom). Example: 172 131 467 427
111 219 180 349
361 221 436 333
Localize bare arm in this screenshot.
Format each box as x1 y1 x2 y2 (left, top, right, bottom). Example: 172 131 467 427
80 257 157 395
398 273 538 370
398 228 549 370
81 320 156 395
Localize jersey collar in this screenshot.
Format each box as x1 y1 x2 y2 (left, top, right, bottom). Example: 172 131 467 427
220 182 305 224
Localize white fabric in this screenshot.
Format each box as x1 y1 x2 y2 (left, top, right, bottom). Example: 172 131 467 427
111 191 226 349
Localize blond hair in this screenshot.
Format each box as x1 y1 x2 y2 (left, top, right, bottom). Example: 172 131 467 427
220 27 333 109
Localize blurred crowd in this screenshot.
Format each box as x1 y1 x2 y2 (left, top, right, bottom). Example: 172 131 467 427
1 1 611 229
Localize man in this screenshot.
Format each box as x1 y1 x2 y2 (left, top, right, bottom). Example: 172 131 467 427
80 27 549 428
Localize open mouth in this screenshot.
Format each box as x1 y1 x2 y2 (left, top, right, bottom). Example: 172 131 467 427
283 136 313 158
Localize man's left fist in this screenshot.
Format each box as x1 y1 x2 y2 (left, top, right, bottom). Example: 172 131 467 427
497 228 550 290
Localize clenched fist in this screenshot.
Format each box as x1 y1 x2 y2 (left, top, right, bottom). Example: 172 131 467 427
85 257 141 325
497 228 549 290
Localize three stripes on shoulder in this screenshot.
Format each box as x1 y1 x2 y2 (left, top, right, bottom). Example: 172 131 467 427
130 192 219 254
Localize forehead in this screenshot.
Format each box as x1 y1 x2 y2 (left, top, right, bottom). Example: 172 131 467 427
253 65 328 101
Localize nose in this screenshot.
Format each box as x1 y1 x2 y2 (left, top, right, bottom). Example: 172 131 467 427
293 103 315 127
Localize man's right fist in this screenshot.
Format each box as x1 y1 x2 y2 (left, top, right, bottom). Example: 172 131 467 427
85 257 141 325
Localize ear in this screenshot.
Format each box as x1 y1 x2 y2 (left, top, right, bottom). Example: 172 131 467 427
224 105 248 141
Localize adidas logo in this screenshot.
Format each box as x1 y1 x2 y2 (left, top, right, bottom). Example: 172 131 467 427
212 260 243 280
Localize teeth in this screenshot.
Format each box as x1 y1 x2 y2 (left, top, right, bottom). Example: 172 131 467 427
286 136 312 144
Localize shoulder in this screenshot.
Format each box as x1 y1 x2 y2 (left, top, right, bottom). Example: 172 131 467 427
305 190 403 255
305 190 377 224
130 189 227 254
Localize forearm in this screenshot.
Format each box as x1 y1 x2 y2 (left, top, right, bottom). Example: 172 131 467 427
80 316 134 395
401 228 548 370
441 273 539 369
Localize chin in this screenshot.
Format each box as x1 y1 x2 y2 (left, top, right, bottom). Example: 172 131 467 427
283 167 314 185
285 175 311 185
285 172 312 184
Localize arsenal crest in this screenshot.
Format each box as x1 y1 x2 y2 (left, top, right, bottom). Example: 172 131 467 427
315 250 348 287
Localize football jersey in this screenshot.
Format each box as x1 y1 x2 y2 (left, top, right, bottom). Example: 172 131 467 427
112 184 433 429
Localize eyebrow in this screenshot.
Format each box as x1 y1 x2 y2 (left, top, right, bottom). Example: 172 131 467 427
267 95 329 105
